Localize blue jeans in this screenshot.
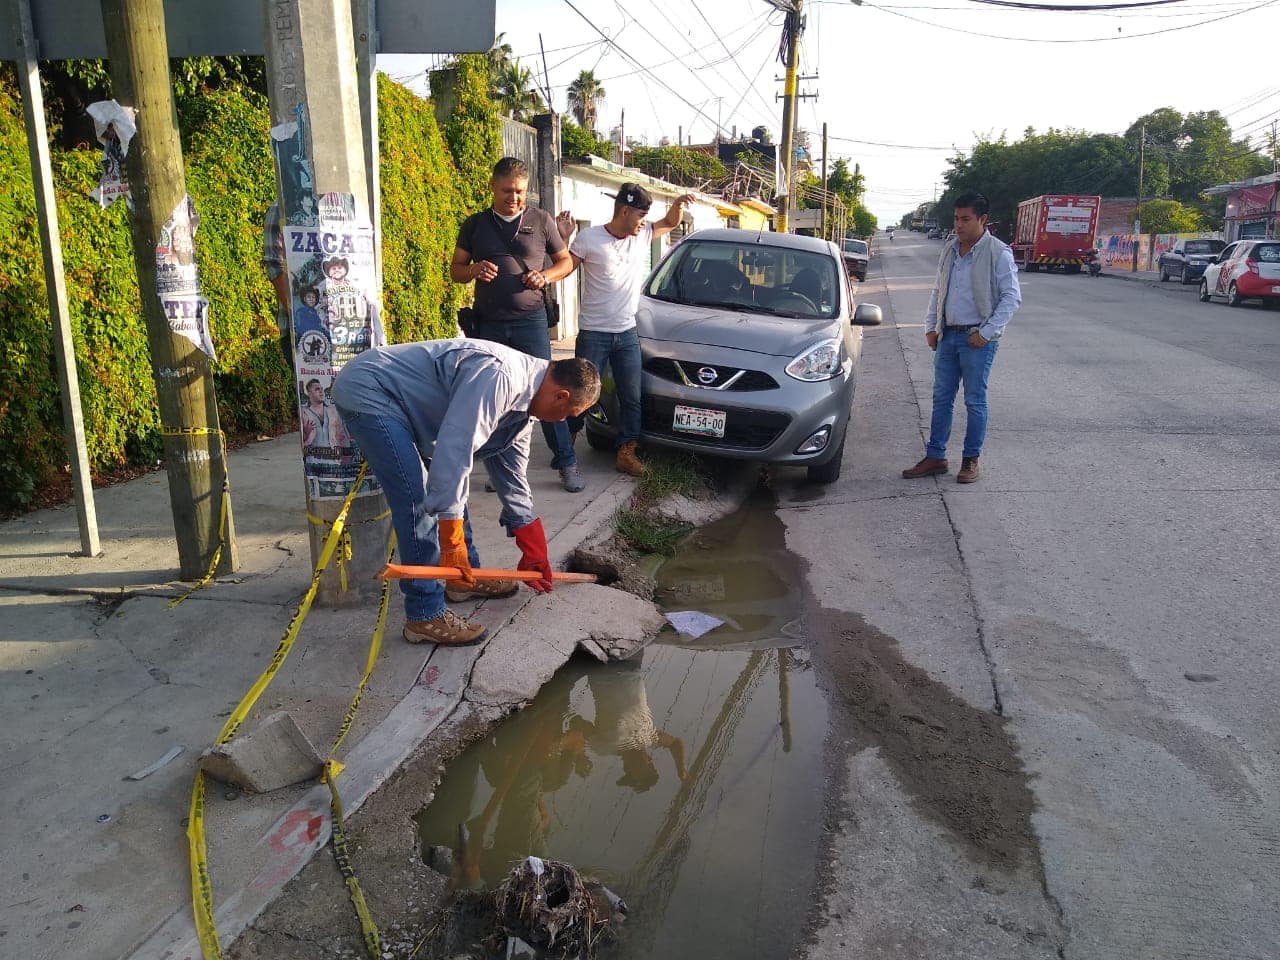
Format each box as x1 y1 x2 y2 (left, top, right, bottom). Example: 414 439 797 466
567 328 642 446
334 405 481 622
926 328 1000 460
473 313 576 469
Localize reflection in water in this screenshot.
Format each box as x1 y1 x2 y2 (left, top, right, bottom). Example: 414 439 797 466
416 495 828 959
655 491 807 651
417 646 827 960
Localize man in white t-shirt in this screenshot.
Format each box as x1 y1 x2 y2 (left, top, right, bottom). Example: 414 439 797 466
558 183 693 476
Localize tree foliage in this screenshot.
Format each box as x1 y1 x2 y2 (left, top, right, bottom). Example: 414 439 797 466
935 109 1270 238
434 54 502 212
1137 198 1203 234
628 145 726 187
566 69 606 135
560 118 613 160
0 70 487 512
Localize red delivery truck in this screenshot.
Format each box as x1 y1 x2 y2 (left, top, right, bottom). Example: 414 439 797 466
1012 195 1100 274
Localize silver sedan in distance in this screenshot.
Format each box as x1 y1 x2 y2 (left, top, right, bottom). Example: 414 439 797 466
583 228 880 483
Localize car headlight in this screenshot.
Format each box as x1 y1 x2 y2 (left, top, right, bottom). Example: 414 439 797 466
786 340 843 381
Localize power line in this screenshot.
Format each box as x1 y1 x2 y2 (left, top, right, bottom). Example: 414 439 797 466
965 0 1211 10
861 0 1280 42
829 134 953 150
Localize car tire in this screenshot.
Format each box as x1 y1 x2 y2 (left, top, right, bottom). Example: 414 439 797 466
1159 267 1169 282
805 431 846 484
584 421 614 452
1199 279 1211 302
1179 267 1192 285
1227 282 1243 308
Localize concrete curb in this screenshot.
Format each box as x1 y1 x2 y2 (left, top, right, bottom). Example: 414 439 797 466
122 474 636 960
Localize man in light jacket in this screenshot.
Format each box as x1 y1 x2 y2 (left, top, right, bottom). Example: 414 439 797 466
332 340 599 646
902 192 1021 485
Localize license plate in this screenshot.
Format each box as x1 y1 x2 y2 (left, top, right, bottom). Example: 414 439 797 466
1272 285 1280 294
673 404 726 438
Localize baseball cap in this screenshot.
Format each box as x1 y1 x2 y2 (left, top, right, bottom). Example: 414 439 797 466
610 183 653 211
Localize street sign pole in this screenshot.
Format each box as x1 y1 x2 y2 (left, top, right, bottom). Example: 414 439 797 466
11 0 100 557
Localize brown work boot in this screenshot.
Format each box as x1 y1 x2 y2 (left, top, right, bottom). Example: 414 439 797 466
615 441 644 477
902 456 948 479
402 609 487 646
956 457 980 484
444 579 520 603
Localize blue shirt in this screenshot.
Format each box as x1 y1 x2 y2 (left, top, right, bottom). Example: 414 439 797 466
926 239 1021 340
332 340 546 531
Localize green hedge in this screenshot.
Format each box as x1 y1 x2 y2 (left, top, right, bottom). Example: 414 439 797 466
0 74 488 511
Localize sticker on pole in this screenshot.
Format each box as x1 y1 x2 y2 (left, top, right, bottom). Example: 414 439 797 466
156 195 215 360
86 100 134 208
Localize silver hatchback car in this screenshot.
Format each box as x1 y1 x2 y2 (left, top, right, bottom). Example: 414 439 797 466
583 228 878 483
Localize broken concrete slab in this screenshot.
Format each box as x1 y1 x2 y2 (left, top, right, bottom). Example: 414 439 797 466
466 585 664 706
198 711 324 793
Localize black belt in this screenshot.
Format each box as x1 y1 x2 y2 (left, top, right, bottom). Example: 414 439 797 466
945 324 981 332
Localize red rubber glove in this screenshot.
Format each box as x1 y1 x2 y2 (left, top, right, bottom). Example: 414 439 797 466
437 517 475 587
514 518 553 593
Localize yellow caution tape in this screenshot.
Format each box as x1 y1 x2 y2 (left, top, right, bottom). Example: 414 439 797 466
189 464 376 960
319 530 396 957
163 427 231 609
307 509 392 594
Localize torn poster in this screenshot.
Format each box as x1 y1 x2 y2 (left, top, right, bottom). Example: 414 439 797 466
286 194 385 500
157 195 215 360
86 100 135 208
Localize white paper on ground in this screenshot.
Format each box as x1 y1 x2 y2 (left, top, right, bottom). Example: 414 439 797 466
663 610 726 639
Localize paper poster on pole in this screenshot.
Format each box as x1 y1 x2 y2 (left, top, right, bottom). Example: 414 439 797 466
86 100 135 208
156 195 215 360
284 194 386 499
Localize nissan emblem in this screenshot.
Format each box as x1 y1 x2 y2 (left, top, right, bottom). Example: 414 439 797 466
697 366 718 385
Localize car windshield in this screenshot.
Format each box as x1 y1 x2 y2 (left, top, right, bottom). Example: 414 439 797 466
842 240 868 256
1186 240 1225 254
1255 243 1280 262
646 239 842 319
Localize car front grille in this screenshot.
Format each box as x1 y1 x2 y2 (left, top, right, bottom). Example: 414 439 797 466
641 396 791 450
644 357 779 392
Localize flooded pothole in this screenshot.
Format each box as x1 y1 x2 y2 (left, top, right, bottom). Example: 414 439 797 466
414 493 828 959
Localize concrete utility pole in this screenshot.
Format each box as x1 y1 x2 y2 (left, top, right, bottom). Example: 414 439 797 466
100 0 237 579
263 0 390 607
775 0 801 233
820 121 828 240
13 0 100 557
1132 120 1145 274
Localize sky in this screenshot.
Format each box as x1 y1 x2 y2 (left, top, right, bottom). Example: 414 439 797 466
378 0 1280 225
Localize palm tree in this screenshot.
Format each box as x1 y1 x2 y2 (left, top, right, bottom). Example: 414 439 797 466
498 62 544 122
566 69 606 135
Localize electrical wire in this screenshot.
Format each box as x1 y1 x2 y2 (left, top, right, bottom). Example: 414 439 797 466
861 0 1280 42
965 0 1208 10
829 134 954 150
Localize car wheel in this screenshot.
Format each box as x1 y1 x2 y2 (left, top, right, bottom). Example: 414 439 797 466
584 421 614 452
805 432 846 484
1227 282 1243 307
1199 279 1211 302
1159 267 1169 282
1179 267 1192 285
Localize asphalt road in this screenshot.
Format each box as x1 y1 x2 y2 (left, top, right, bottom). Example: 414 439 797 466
777 231 1280 959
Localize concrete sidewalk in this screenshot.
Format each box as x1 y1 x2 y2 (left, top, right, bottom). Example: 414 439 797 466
0 423 637 960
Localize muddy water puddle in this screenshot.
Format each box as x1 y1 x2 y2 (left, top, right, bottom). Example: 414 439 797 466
416 498 829 959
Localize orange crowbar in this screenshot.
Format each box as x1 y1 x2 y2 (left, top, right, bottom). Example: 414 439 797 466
378 563 598 584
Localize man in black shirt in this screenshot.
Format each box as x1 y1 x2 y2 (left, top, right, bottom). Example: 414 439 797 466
451 158 583 492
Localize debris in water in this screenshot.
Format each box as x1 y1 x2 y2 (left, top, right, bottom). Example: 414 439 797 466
663 610 725 639
124 744 184 780
495 856 609 958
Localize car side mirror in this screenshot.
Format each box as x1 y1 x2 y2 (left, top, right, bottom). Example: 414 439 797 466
853 303 883 326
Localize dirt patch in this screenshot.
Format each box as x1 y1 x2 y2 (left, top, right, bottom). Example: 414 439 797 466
806 606 1040 871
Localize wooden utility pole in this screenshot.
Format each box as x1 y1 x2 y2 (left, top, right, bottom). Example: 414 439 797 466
264 0 390 607
775 0 801 233
13 0 100 557
100 0 237 579
820 121 828 240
